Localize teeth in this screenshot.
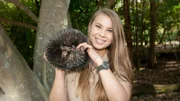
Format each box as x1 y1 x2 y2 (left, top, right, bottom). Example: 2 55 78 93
96 38 105 44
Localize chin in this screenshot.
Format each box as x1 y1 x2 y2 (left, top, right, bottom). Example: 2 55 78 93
93 45 106 51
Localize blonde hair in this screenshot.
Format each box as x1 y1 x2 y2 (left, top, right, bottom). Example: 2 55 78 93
77 8 133 101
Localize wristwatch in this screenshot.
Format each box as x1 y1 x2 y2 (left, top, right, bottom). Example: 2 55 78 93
96 61 109 72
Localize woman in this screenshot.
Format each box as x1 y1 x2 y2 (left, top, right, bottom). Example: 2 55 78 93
48 8 133 101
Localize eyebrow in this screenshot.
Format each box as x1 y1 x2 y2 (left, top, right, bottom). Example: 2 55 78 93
95 23 102 26
95 23 112 29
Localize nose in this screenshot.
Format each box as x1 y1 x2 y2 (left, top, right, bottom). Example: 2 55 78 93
100 29 105 37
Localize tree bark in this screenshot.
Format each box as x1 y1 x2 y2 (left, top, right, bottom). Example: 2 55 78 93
0 24 48 101
123 0 133 62
33 0 71 92
148 0 157 69
135 0 140 70
140 0 145 47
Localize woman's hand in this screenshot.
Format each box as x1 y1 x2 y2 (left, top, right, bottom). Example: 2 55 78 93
43 52 48 62
76 42 103 66
43 52 65 73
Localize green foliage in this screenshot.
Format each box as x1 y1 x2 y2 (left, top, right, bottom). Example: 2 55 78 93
156 0 180 42
69 0 97 34
0 0 39 69
0 0 179 69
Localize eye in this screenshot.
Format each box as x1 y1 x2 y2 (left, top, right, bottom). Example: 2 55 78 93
95 24 101 28
107 29 113 33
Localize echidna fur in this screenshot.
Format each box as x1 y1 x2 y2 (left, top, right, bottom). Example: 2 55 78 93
45 28 90 71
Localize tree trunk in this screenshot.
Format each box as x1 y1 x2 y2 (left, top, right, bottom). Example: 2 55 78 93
123 0 133 63
135 0 140 70
105 0 116 9
96 0 115 9
148 0 157 69
0 24 48 101
96 0 103 9
140 0 145 47
33 0 71 92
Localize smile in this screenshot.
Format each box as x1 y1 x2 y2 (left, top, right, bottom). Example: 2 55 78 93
95 37 106 45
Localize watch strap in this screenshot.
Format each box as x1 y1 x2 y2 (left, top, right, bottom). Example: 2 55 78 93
96 65 104 72
96 61 109 72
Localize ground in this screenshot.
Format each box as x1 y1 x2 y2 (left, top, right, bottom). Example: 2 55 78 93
131 54 180 101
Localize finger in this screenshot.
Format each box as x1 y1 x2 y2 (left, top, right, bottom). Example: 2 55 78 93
80 43 93 51
43 52 48 61
76 42 90 50
83 44 92 50
76 42 86 49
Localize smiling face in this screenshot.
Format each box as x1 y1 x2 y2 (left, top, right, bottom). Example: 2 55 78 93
89 13 113 52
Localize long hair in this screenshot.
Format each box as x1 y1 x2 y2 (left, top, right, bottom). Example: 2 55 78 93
77 8 133 101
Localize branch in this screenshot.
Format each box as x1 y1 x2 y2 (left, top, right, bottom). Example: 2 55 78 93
0 17 37 30
3 0 39 23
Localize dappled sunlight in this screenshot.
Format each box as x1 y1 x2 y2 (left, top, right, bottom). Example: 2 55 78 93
156 41 180 53
132 59 180 101
158 60 180 72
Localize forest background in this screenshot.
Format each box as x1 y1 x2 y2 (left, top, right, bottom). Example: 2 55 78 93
0 0 179 101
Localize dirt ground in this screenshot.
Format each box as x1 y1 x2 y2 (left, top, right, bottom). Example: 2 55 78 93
131 57 180 101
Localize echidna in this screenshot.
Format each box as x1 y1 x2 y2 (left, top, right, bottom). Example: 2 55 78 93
44 28 90 71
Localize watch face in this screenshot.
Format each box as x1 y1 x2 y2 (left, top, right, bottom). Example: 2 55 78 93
103 61 109 69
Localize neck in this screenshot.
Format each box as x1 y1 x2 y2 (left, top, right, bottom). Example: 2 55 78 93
94 49 107 57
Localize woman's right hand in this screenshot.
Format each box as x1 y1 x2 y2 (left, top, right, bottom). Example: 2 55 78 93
54 68 65 77
43 52 65 74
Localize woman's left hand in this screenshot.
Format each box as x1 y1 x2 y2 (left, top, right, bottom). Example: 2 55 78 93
76 42 103 66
